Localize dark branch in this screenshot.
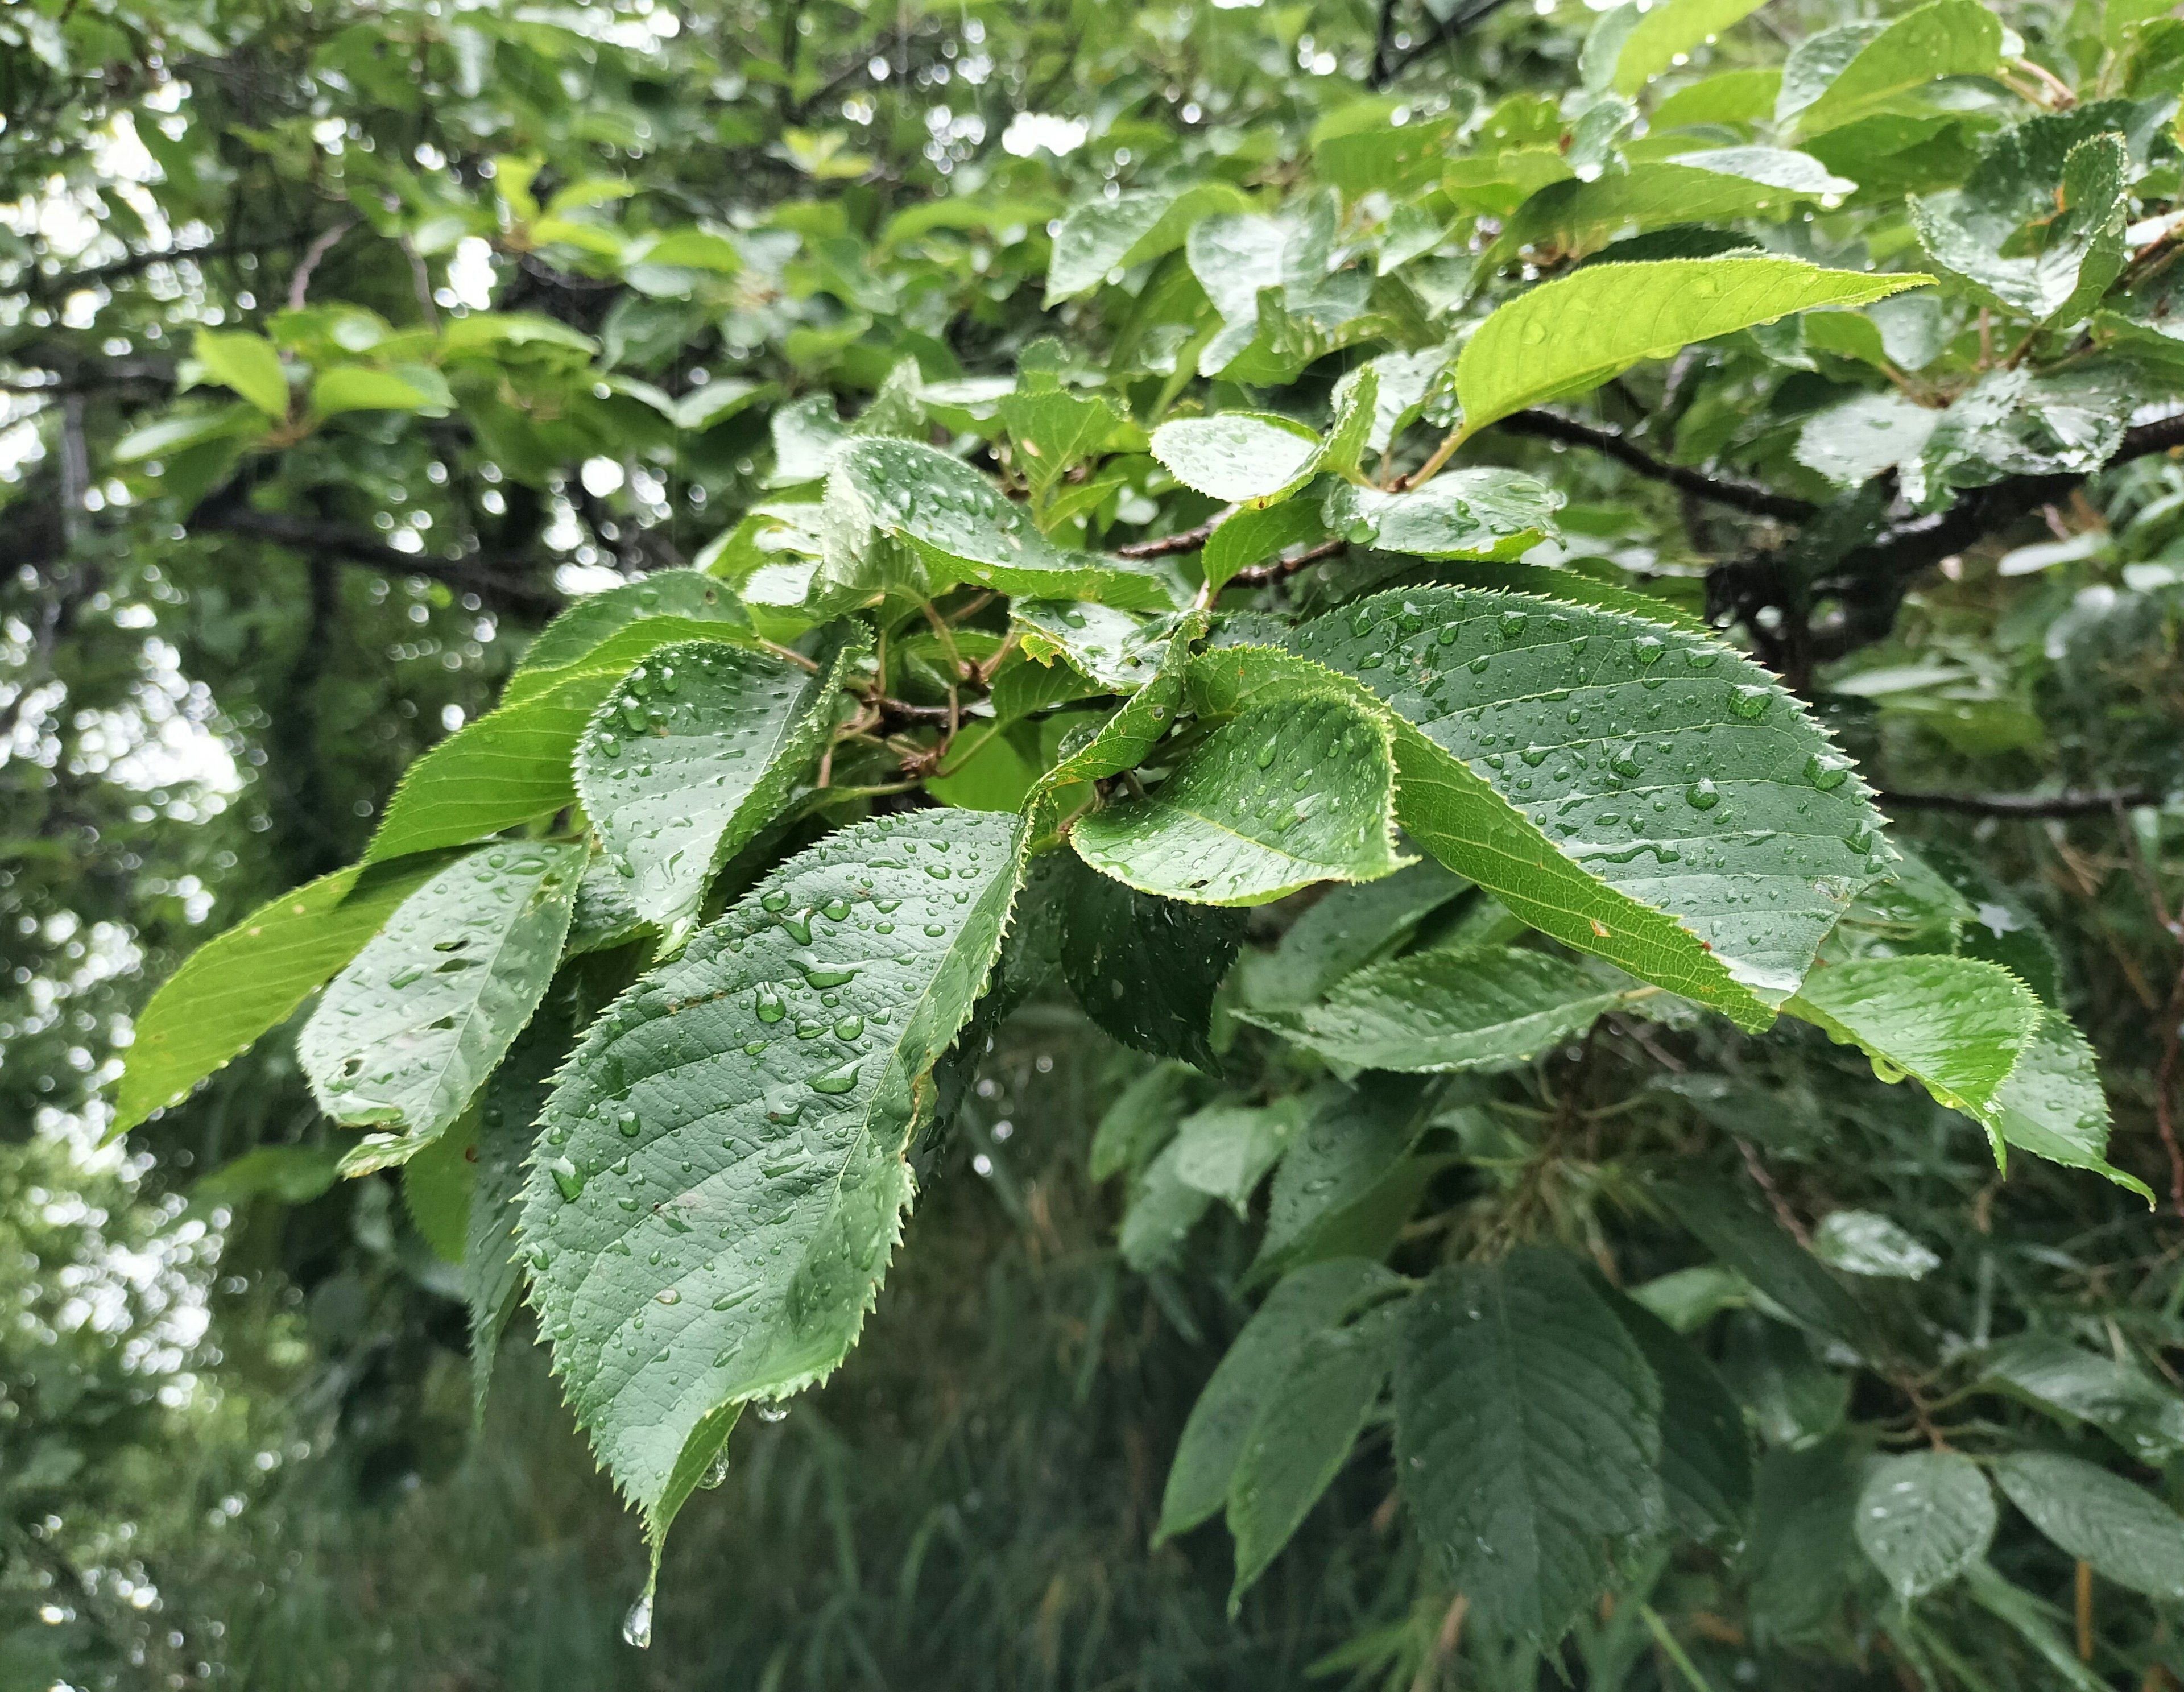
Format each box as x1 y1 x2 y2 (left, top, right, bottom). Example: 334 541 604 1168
1368 0 1518 87
192 505 562 610
1494 410 1818 522
1875 787 2160 818
1114 516 1224 558
1226 537 1346 588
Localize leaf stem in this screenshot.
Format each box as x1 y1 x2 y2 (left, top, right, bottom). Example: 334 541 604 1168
1637 1605 1722 1692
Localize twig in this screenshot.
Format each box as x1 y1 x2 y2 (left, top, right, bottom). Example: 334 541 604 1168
399 235 441 330
1407 1594 1469 1692
1368 0 1518 86
191 504 560 607
1114 512 1228 558
1735 1136 1809 1246
287 218 358 311
1876 787 2159 818
1222 537 1345 590
1495 410 1817 522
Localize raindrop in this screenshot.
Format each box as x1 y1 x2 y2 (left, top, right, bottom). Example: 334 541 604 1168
1686 779 1720 810
549 1157 585 1202
809 1058 861 1094
622 1592 653 1649
754 986 787 1024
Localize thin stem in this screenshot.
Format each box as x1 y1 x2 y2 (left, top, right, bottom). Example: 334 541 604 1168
1638 1605 1722 1692
761 639 821 673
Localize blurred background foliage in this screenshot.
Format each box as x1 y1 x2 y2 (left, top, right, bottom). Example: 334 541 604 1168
11 0 2184 1685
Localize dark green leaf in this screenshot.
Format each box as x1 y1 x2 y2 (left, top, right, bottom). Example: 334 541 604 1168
1058 857 1245 1070
1854 1451 1996 1600
1394 1248 1663 1645
1992 1452 2184 1600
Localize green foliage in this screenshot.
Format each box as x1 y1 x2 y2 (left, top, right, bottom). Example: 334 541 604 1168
24 0 2184 1681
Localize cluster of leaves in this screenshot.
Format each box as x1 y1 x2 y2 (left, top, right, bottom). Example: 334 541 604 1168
19 0 2184 1682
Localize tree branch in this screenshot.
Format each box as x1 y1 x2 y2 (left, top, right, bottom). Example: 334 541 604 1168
1494 410 1817 522
1367 0 1519 88
191 505 562 610
1875 787 2160 818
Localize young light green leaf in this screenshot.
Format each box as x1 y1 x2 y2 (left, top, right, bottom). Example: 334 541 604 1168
1455 259 1929 436
1395 1248 1664 1645
1171 1098 1305 1213
1149 413 1322 507
1274 588 1892 1025
311 365 449 416
1236 942 1654 1073
674 376 775 432
1057 857 1245 1071
575 638 852 942
1911 129 2129 324
999 385 1130 510
1613 0 1770 90
1072 694 1407 907
1185 194 1370 378
299 843 584 1144
822 437 1176 610
504 570 752 706
1989 1015 2152 1200
1227 1305 1400 1608
1786 0 2004 138
193 328 291 418
1788 956 2042 1150
363 670 622 865
110 855 448 1135
1992 1453 2184 1600
1044 182 1253 304
1854 1451 1996 1600
1482 154 1853 273
520 811 1025 1550
1201 500 1329 597
1321 471 1562 560
1156 1257 1400 1542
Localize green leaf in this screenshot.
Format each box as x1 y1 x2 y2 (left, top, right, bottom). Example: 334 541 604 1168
364 671 622 865
1313 106 1457 200
1012 601 1171 692
1072 694 1407 906
1787 956 2042 1154
1251 1077 1441 1279
1911 128 2129 324
505 570 753 705
1276 588 1891 1024
1156 1257 1400 1542
466 1005 566 1418
575 638 851 942
111 856 448 1136
1321 471 1562 561
674 377 775 432
1854 1451 1996 1600
1785 0 2004 138
1057 857 1245 1070
1240 858 1469 1012
1089 1060 1197 1180
520 810 1025 1548
402 1116 476 1261
1171 1098 1305 1213
111 402 265 465
1119 1136 1215 1271
1455 259 1929 436
1795 393 1941 487
1657 1181 1872 1350
1027 611 1209 835
1989 1015 2151 1199
300 843 584 1144
192 1144 343 1209
1395 1248 1664 1645
1810 1210 1942 1279
1238 942 1652 1073
1201 500 1329 597
1483 153 1854 271
1044 183 1253 304
1227 1304 1400 1607
1743 1441 1860 1639
822 438 1176 610
1992 1452 2184 1600
1982 1337 2184 1463
1606 1289 1752 1540
310 365 446 416
999 385 1130 510
193 328 290 418
1614 0 1770 90
1963 1563 2113 1692
1149 413 1322 507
